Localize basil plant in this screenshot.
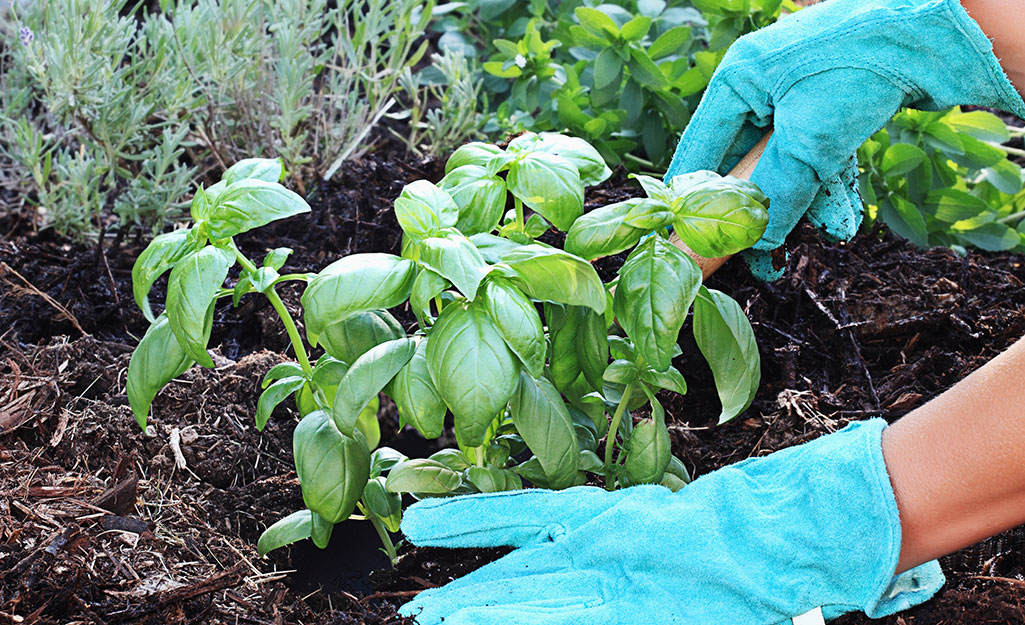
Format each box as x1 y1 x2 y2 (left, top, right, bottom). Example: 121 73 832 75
126 132 769 565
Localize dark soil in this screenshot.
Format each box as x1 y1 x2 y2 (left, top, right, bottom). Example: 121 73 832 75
3 147 1025 623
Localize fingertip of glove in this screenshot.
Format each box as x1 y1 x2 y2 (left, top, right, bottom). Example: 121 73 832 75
742 248 787 282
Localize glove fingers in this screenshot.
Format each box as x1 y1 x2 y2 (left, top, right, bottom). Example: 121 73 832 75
664 80 764 181
400 553 604 625
400 486 616 548
751 69 903 251
748 128 821 251
806 161 863 242
443 603 614 625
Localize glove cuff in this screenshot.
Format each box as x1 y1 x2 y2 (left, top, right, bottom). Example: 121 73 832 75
941 0 1025 120
842 418 946 617
792 418 946 618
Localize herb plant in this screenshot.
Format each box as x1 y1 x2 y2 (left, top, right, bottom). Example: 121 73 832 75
0 0 432 237
127 133 768 564
426 0 789 168
858 107 1025 252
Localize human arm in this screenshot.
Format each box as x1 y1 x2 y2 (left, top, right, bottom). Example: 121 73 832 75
667 0 1025 281
885 333 1025 572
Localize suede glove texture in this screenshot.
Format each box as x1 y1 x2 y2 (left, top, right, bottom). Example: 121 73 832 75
664 0 1025 279
398 419 944 624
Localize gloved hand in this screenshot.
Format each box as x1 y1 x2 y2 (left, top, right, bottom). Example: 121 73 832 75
398 419 944 624
665 0 1025 280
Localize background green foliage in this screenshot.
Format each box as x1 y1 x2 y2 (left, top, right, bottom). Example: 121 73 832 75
858 108 1025 253
428 0 791 169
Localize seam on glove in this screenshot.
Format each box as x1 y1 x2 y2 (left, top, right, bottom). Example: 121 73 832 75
941 0 1025 117
768 57 921 104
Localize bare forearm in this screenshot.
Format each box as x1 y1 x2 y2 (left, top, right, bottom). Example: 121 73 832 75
884 334 1025 573
961 0 1025 94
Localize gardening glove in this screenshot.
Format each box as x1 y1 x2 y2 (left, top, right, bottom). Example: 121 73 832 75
398 418 944 624
664 0 1025 280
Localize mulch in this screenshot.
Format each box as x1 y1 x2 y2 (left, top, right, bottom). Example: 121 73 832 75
2 146 1025 623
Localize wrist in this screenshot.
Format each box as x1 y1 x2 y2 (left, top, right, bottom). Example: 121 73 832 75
961 0 1025 99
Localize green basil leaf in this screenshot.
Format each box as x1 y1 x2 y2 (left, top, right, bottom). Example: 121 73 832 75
499 245 606 314
256 376 305 430
622 418 670 485
370 447 408 478
223 158 284 185
257 510 312 557
469 233 522 264
127 314 195 428
356 396 382 451
331 338 416 435
614 236 701 370
577 307 609 389
673 181 769 257
693 286 760 425
207 179 311 238
320 310 405 364
666 170 720 196
506 152 584 231
390 338 447 439
482 279 546 377
262 362 305 388
524 213 551 237
263 247 293 270
363 477 401 532
508 133 612 187
426 300 520 447
608 336 636 361
165 246 234 368
293 410 370 523
510 372 579 490
603 358 640 384
301 254 416 343
565 199 647 260
232 272 252 307
410 268 450 326
624 199 676 230
445 142 505 174
132 228 197 322
545 303 582 393
466 466 522 493
310 511 333 549
437 165 507 235
417 231 490 300
385 458 463 494
641 365 687 395
629 174 674 204
428 448 473 472
394 180 459 238
248 266 280 293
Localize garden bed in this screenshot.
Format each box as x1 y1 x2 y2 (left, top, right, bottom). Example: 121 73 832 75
3 150 1025 624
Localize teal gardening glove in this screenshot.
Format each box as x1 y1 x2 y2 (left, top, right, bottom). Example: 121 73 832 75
399 419 944 624
665 0 1025 279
